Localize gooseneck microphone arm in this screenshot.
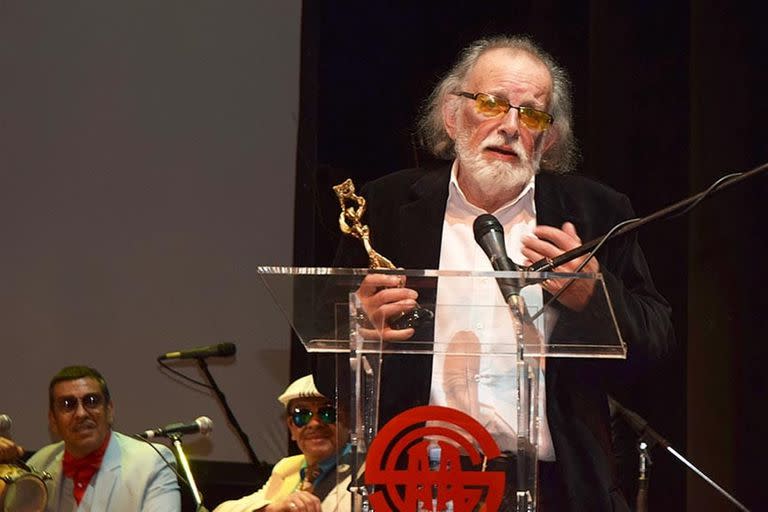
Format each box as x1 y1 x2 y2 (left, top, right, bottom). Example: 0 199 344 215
473 213 537 510
609 397 751 512
196 359 263 468
526 161 768 271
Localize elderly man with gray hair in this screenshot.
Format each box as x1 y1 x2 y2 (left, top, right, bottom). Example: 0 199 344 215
330 35 674 511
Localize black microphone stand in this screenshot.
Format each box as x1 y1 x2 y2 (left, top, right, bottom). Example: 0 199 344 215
508 292 536 512
168 432 209 512
196 359 264 468
609 397 751 512
636 440 651 512
526 161 768 271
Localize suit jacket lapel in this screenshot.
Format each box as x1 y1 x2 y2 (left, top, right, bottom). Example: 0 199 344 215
397 166 451 269
316 463 352 511
45 451 64 511
535 173 597 236
535 173 567 228
90 432 121 509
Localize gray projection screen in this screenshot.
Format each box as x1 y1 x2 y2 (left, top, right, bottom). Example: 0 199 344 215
0 1 301 463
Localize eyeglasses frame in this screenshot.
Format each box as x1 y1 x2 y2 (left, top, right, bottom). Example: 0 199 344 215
452 91 554 130
290 404 337 428
52 393 106 414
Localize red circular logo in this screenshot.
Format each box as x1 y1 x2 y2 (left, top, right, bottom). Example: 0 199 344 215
365 405 504 511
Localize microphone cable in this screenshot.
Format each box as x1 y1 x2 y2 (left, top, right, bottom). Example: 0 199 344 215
666 171 742 219
530 216 639 322
157 345 265 468
529 167 755 321
157 358 213 390
132 434 193 490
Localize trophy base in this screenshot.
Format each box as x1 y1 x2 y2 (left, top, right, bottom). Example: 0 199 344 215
389 306 435 330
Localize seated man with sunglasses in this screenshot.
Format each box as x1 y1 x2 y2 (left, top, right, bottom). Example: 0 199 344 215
26 365 181 511
214 374 351 512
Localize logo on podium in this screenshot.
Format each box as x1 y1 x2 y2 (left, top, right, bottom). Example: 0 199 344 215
365 405 505 512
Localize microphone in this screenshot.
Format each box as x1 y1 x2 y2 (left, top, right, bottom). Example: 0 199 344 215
608 396 752 512
473 214 523 300
138 416 213 439
0 414 11 433
157 342 236 361
607 397 669 448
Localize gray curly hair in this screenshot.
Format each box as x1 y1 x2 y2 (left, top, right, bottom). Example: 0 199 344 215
416 35 578 173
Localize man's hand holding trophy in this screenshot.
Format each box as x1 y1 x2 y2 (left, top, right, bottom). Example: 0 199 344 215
333 179 434 340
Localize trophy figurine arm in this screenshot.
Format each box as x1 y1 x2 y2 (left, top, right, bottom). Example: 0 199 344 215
334 180 396 270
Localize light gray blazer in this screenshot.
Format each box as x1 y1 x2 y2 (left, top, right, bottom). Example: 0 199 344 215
27 431 180 512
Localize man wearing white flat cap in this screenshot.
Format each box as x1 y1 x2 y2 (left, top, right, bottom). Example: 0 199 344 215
214 375 351 512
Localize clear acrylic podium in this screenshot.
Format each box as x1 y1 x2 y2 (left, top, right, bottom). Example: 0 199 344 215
257 267 625 512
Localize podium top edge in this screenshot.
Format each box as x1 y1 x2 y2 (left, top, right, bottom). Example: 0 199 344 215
255 266 601 280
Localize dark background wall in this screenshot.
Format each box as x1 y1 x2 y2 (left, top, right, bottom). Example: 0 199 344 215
296 1 768 511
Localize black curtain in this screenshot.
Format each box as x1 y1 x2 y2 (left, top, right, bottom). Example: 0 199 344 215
295 2 768 510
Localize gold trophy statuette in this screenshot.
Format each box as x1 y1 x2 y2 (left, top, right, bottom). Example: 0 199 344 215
333 178 433 330
332 178 396 270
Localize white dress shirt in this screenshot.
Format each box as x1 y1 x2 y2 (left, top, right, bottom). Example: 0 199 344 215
429 162 555 461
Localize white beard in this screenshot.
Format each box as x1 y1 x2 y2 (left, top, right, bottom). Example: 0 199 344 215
454 127 542 205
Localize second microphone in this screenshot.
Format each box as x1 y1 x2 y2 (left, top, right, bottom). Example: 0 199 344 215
137 416 213 440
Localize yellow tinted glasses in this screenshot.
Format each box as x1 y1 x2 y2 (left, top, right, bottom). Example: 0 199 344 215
453 91 554 131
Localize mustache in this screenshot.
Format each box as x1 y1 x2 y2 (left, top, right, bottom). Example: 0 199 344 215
481 133 514 147
481 135 527 157
300 424 334 437
72 420 97 430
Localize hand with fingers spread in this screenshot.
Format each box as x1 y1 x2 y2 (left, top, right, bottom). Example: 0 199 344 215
355 273 418 341
265 490 322 512
522 221 599 311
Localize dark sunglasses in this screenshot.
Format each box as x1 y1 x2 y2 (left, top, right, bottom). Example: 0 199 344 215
53 393 104 413
290 405 336 428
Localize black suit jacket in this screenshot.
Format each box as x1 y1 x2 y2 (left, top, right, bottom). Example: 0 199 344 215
328 163 675 511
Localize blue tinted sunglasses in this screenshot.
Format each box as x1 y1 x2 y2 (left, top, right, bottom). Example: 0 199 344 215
291 405 336 428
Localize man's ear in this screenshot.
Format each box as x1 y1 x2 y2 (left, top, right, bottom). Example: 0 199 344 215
542 128 558 153
106 400 115 427
443 96 458 140
48 409 58 437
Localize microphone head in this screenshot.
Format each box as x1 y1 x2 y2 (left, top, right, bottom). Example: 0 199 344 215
473 213 504 244
217 342 237 357
473 214 518 272
195 416 214 436
157 341 237 361
0 414 11 432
